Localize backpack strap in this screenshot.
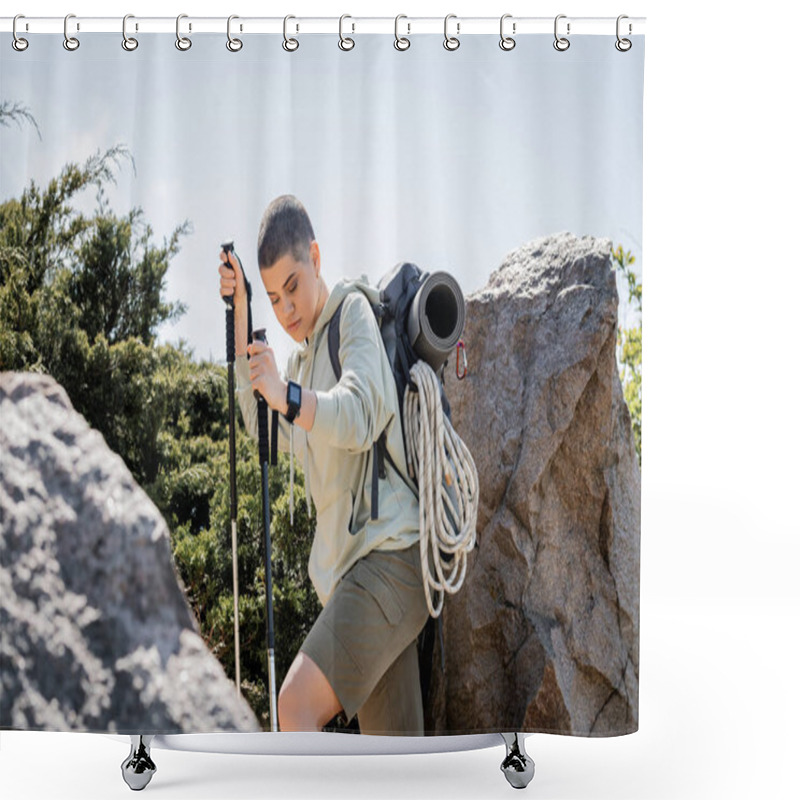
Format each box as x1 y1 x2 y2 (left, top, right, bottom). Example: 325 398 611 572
328 298 391 525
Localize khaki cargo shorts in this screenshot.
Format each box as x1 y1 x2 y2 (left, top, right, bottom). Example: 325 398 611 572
299 544 430 735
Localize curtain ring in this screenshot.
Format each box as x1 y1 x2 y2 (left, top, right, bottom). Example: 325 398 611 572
553 14 570 51
499 14 516 51
338 14 355 51
121 14 138 51
63 13 80 51
283 15 299 52
226 15 242 51
443 14 460 51
12 15 29 51
615 15 632 52
394 15 410 51
176 14 192 51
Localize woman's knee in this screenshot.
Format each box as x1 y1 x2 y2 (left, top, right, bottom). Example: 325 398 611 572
278 652 342 731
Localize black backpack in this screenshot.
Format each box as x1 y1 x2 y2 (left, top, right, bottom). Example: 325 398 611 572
327 262 453 523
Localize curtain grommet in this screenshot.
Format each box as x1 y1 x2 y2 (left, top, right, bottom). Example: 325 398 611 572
443 14 460 51
64 13 80 51
615 15 632 51
394 15 411 51
499 14 516 51
283 15 299 52
338 14 355 51
176 14 192 51
121 14 138 51
12 14 29 51
226 15 243 52
553 14 570 51
553 14 569 53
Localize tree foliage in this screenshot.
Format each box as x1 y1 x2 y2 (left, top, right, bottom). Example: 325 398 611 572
0 137 319 729
612 244 642 463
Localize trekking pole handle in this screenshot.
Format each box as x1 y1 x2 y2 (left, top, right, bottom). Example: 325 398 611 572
220 240 236 311
221 240 237 362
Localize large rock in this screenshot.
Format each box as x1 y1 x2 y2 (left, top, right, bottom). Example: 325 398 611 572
428 232 640 736
0 373 259 734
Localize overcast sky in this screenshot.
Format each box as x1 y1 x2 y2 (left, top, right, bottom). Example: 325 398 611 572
1 33 643 369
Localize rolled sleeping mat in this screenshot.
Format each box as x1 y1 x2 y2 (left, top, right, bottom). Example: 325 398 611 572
407 271 465 373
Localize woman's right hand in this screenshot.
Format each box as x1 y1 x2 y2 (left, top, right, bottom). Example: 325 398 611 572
219 249 247 307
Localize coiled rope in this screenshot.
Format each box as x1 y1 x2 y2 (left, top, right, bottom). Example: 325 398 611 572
403 360 479 618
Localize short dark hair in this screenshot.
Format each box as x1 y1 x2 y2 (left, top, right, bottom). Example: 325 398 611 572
257 195 316 269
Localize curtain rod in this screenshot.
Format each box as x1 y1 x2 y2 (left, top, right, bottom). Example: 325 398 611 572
1 16 646 37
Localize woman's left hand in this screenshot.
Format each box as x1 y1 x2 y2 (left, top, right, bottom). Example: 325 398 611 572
247 339 287 413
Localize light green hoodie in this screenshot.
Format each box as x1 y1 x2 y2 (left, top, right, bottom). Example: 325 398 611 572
236 277 420 607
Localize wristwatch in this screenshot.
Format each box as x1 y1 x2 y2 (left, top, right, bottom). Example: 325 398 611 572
285 380 302 424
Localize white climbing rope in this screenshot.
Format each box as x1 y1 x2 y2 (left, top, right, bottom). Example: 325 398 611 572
403 360 479 618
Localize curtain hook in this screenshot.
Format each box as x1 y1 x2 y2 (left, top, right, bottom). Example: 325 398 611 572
176 13 192 51
63 13 80 51
226 15 242 51
443 13 460 51
122 14 138 51
500 14 516 51
394 14 410 51
283 15 299 52
615 14 632 51
553 14 570 51
12 14 29 51
339 14 355 51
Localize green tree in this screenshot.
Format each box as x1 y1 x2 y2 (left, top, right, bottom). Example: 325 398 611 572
612 244 642 463
0 100 41 138
1 128 321 730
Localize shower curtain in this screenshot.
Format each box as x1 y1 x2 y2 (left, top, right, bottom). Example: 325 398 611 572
1 20 644 740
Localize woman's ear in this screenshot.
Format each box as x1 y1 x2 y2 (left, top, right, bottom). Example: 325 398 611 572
309 240 321 275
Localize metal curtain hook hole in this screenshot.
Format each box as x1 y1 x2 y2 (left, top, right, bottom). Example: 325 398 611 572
444 14 460 51
616 15 632 51
394 15 410 50
176 14 192 51
12 15 29 51
64 13 80 51
500 14 516 51
122 14 138 51
283 15 299 51
227 15 242 51
339 15 355 51
554 14 570 51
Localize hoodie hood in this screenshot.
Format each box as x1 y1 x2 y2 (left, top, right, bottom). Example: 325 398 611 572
299 275 380 355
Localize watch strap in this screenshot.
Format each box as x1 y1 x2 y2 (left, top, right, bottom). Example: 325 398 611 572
285 380 301 424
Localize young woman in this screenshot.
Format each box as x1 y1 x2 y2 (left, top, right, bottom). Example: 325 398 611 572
218 194 429 735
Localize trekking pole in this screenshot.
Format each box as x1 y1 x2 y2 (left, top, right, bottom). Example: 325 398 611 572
220 240 242 697
252 327 279 732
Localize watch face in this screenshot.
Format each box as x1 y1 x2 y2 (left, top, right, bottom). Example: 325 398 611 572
288 382 302 405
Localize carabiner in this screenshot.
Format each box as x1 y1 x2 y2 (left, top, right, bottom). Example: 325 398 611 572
456 339 468 379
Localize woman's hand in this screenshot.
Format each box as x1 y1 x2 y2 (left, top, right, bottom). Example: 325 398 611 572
218 249 247 307
218 249 250 356
247 338 288 413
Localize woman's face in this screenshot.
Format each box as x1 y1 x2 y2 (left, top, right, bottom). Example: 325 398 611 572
261 241 322 343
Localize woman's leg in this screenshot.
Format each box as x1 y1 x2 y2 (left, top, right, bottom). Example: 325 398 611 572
278 651 344 731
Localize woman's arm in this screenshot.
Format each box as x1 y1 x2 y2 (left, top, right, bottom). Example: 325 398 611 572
235 354 306 459
310 293 392 453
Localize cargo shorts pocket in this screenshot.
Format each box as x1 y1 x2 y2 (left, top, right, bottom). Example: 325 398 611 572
349 557 404 626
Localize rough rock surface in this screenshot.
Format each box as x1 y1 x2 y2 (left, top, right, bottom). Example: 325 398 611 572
428 232 640 736
0 373 260 734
